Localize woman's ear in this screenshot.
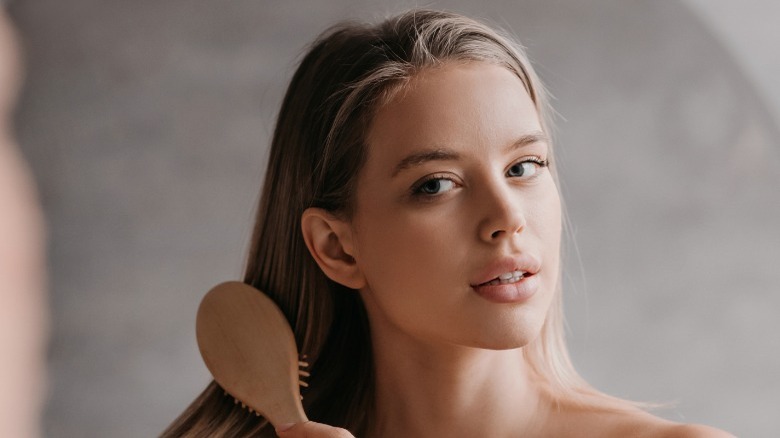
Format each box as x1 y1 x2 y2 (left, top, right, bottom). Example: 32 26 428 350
300 208 365 290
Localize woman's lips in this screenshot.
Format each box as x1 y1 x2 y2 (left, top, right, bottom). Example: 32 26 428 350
471 273 539 303
470 254 541 287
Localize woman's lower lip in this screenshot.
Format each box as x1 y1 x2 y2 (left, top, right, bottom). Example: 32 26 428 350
471 274 539 303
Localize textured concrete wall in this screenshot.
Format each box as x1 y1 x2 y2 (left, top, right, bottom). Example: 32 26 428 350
6 0 778 436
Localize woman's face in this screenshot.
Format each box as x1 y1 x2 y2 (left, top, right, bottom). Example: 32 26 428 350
350 61 561 350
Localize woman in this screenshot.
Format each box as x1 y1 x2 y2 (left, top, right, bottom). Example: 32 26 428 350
163 9 732 437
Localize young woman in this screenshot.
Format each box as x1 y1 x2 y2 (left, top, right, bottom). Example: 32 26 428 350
163 9 732 438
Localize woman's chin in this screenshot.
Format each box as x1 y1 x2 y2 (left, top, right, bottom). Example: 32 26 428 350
470 334 540 351
460 320 546 351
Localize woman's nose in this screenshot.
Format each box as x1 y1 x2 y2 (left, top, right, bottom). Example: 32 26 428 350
477 179 526 243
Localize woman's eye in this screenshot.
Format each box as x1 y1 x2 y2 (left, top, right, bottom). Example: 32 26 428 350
416 178 455 195
507 159 547 178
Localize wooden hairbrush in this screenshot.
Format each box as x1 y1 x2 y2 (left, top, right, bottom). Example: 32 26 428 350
195 281 309 428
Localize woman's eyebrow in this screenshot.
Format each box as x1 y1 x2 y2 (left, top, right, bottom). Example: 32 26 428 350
509 131 548 151
391 131 548 178
391 148 461 177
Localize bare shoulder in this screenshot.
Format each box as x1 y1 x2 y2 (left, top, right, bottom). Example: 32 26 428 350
656 423 736 438
550 401 735 438
605 411 735 438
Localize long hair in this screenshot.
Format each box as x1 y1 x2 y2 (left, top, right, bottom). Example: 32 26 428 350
162 9 614 437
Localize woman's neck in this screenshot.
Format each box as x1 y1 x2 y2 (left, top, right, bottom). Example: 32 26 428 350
367 321 549 438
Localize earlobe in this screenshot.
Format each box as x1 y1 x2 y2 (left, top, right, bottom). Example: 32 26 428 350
300 208 365 290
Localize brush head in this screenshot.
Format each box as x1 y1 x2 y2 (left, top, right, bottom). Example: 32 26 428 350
196 281 307 427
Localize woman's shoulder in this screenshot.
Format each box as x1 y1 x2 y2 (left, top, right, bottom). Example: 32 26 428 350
549 399 735 438
650 423 736 438
593 410 735 438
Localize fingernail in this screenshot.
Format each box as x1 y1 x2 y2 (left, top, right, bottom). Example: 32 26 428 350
276 423 296 433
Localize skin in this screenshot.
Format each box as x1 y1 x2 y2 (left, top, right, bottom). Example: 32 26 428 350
296 62 733 438
0 9 47 438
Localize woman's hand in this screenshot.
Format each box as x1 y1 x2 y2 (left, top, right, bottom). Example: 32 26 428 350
276 421 356 438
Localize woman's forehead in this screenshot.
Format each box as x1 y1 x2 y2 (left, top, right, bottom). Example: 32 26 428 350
364 62 543 171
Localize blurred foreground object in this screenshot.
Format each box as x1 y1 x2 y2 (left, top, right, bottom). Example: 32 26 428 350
0 8 48 438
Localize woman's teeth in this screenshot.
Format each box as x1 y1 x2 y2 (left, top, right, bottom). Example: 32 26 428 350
484 270 525 286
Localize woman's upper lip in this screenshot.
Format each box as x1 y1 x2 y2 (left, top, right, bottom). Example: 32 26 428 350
470 254 541 286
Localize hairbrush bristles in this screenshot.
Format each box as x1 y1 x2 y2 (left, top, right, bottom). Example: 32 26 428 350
220 353 311 415
298 354 310 393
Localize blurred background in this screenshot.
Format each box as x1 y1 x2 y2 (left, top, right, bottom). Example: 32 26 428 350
4 0 778 436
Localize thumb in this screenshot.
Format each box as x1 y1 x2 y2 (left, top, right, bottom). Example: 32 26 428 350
275 421 355 438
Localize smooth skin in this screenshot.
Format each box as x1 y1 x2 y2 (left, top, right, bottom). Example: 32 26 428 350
0 9 48 438
296 62 733 438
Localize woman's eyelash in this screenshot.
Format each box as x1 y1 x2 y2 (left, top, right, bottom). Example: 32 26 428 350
410 173 457 197
505 156 548 179
513 156 549 169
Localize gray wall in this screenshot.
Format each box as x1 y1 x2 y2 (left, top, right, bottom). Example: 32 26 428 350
7 1 779 436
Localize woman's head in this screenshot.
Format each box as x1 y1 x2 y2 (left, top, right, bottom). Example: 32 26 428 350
165 9 587 437
245 8 576 429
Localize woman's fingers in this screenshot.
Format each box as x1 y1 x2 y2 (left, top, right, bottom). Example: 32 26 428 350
275 421 355 438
